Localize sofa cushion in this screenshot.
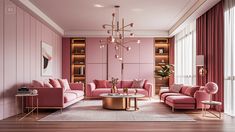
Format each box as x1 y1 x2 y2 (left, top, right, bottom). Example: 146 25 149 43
92 88 111 97
184 86 200 97
64 92 77 103
94 80 108 88
32 80 44 87
49 79 61 88
166 96 195 104
136 89 148 96
58 79 71 91
44 82 53 88
169 84 183 93
65 90 84 98
121 80 133 88
161 93 183 101
131 79 145 88
180 86 188 94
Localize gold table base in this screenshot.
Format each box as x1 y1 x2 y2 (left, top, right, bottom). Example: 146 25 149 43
102 97 139 110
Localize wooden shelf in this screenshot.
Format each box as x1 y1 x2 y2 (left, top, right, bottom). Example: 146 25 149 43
71 38 86 83
154 38 170 95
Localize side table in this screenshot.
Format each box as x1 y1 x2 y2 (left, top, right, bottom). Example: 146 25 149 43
201 100 222 119
15 93 38 121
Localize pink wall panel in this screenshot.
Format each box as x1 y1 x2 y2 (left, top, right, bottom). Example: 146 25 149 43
0 0 4 120
23 12 31 83
36 21 42 80
123 39 140 63
86 64 107 83
123 64 140 80
62 38 70 81
139 38 154 63
4 0 17 118
16 7 24 87
0 0 62 120
108 44 121 80
86 38 107 63
30 16 36 80
139 64 154 84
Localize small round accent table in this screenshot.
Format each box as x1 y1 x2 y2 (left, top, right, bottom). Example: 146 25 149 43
201 100 222 119
100 93 145 111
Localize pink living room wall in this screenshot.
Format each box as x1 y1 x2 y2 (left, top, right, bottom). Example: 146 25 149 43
0 0 62 120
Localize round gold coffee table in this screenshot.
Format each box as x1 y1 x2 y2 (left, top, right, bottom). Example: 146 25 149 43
100 93 145 110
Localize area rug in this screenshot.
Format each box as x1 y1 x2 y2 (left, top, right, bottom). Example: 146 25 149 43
39 100 195 121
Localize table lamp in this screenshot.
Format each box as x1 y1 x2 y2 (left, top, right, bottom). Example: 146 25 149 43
196 55 207 76
205 82 218 102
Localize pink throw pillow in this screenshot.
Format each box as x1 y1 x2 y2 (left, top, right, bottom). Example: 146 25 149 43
58 79 71 91
131 79 145 88
169 84 183 93
32 80 44 87
94 80 107 88
44 82 53 88
49 79 61 88
184 86 200 97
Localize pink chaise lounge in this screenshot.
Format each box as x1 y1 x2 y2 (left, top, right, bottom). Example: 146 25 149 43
27 79 84 111
86 80 153 98
160 84 210 112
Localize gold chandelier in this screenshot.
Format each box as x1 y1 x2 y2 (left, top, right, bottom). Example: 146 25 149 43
100 5 140 61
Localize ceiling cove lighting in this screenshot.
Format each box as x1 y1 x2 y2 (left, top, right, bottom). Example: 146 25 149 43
100 5 140 61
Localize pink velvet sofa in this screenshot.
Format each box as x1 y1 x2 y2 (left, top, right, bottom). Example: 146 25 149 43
159 84 210 112
86 80 153 98
27 80 84 111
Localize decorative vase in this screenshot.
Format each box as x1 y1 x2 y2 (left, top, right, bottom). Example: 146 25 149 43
111 85 118 93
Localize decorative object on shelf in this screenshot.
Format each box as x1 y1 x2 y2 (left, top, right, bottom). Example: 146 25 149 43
41 41 53 76
196 55 207 76
205 82 218 102
17 86 30 94
31 89 38 94
155 64 174 80
99 5 140 61
109 77 118 93
158 48 164 54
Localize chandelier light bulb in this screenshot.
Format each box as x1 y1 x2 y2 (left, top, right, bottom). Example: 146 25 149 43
115 54 119 59
118 57 123 61
102 25 106 29
115 45 119 50
126 46 131 51
130 23 134 27
111 36 115 42
137 40 140 44
130 33 134 36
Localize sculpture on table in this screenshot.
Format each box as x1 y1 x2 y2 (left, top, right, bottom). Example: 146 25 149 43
205 82 218 102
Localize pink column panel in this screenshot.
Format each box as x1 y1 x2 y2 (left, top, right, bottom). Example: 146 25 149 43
62 38 71 81
0 0 4 120
139 38 154 63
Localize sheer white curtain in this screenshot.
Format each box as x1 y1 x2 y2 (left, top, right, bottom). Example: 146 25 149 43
174 21 196 85
224 0 235 117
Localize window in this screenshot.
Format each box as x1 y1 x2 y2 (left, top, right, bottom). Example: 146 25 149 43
174 21 196 85
224 0 235 117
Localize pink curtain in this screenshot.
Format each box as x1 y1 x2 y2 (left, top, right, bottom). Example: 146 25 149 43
169 37 175 86
196 1 224 111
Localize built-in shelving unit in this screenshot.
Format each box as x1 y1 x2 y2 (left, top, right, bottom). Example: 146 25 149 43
155 38 169 94
71 38 86 83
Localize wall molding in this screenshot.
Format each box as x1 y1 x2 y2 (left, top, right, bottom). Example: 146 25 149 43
12 0 64 35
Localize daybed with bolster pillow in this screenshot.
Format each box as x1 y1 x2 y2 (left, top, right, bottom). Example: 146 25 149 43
159 84 210 112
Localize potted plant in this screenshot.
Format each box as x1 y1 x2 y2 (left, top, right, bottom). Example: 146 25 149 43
155 64 174 80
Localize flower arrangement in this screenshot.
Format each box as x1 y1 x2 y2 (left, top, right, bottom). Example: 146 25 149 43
109 77 119 86
109 77 119 93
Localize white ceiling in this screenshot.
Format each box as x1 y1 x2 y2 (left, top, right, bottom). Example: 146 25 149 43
29 0 196 35
15 0 220 37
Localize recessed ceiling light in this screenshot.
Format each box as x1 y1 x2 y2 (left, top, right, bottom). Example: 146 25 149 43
94 4 104 8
